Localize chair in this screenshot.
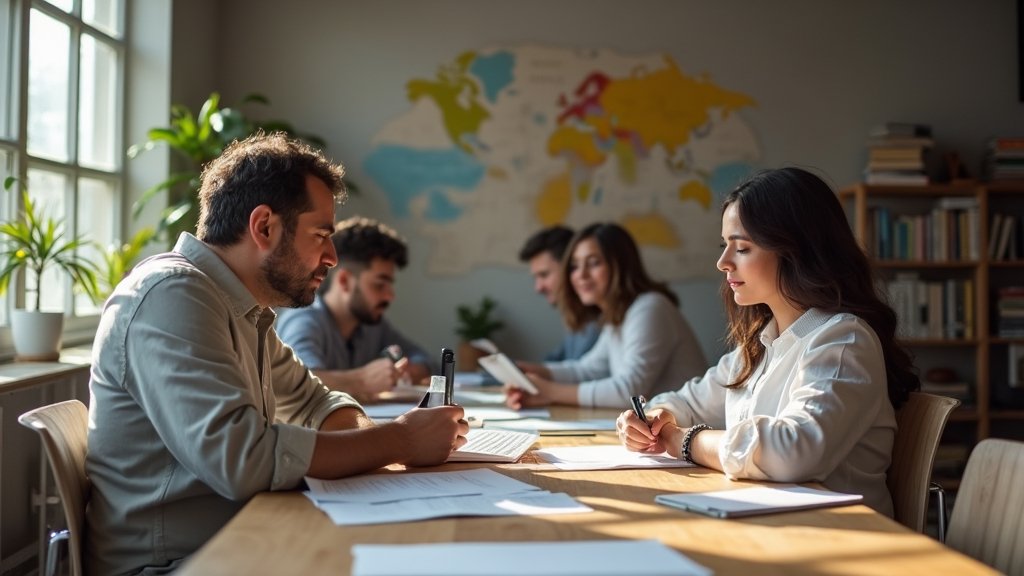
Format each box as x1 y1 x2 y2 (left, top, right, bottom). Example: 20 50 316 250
945 438 1024 574
18 400 90 576
886 392 960 540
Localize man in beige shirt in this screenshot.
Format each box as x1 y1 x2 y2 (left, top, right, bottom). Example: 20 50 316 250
86 133 468 575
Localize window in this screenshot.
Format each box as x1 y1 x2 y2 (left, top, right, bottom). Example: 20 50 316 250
1 0 124 331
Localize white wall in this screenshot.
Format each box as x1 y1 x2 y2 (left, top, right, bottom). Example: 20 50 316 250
174 0 1023 362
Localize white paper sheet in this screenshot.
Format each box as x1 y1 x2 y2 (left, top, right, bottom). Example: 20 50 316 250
351 540 712 576
465 406 550 421
478 352 539 394
316 491 591 526
361 403 548 422
453 389 506 405
305 468 539 504
532 445 696 470
483 418 616 433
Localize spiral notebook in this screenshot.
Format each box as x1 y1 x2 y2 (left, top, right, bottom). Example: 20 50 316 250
655 485 863 518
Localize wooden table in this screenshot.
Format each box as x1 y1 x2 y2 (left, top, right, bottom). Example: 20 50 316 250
179 407 996 575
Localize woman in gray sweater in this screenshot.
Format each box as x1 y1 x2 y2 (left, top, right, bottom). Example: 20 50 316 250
507 222 706 408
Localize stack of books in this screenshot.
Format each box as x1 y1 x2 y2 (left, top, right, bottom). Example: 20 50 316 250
864 122 933 185
983 138 1024 181
996 286 1024 338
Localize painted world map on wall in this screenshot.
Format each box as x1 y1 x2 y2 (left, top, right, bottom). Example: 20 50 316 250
364 45 760 278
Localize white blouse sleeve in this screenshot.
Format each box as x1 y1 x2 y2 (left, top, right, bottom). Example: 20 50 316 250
718 317 889 483
647 349 737 429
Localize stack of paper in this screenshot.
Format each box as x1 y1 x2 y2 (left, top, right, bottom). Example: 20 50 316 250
304 468 591 526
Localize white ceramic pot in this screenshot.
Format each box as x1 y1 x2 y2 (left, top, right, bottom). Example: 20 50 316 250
10 309 64 361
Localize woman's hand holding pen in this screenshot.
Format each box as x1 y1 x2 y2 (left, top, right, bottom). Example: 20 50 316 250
616 407 682 455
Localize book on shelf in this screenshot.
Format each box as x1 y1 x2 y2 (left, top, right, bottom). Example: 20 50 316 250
984 137 1024 181
997 287 1024 338
886 273 972 340
1010 344 1024 389
994 215 1017 261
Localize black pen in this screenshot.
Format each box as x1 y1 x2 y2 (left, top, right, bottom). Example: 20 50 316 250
630 395 650 428
440 347 455 405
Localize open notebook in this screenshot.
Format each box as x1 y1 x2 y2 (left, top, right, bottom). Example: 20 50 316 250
448 429 539 463
655 485 863 518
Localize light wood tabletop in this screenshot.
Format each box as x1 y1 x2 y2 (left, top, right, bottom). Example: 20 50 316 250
178 406 996 575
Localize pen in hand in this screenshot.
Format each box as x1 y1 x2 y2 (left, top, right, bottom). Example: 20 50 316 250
630 395 650 429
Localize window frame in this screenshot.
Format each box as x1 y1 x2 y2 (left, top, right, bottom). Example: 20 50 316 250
0 0 127 355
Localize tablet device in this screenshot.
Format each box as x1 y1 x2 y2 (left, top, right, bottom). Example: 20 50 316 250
477 353 539 395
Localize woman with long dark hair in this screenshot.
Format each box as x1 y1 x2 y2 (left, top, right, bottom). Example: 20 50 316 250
507 222 706 408
616 167 919 516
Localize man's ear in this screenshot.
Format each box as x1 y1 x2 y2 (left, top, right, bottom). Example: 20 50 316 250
249 205 279 251
336 266 356 293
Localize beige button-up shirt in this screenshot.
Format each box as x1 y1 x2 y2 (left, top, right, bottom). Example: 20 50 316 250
86 233 360 575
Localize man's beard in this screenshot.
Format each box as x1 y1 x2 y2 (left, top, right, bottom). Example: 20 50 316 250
349 283 387 325
262 236 327 308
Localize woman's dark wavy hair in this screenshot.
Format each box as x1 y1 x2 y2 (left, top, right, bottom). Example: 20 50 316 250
559 222 678 331
721 167 919 409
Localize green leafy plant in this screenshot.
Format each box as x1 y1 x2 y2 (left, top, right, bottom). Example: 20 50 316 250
455 296 505 341
127 91 338 245
0 177 101 310
97 227 156 299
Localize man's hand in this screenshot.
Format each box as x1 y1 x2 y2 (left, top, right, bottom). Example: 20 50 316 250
356 357 401 398
391 405 469 466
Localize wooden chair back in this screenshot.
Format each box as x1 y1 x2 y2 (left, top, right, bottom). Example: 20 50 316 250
946 438 1024 574
887 392 960 533
19 399 90 576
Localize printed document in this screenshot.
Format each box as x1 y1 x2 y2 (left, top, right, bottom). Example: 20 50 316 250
315 491 590 526
305 468 539 504
448 429 538 463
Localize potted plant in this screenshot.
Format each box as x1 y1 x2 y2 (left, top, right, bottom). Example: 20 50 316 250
128 91 342 246
454 296 505 371
0 177 101 360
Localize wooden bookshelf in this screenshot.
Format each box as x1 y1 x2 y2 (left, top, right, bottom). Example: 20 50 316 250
840 181 1024 477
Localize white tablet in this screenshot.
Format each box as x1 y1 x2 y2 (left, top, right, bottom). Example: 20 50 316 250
477 353 539 395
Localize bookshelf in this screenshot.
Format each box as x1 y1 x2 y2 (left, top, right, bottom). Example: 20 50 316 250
840 181 1024 487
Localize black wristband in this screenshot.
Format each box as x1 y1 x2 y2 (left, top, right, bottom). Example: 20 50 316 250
681 424 712 464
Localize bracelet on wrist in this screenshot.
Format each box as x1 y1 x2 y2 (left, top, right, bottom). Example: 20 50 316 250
681 423 713 464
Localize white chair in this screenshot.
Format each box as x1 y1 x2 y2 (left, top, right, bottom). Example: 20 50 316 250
945 438 1024 574
19 400 90 576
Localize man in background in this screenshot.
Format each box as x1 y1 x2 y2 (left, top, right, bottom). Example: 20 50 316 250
519 225 600 361
277 217 435 402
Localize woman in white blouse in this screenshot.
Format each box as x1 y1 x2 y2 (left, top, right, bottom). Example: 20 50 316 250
616 167 919 516
507 222 706 409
